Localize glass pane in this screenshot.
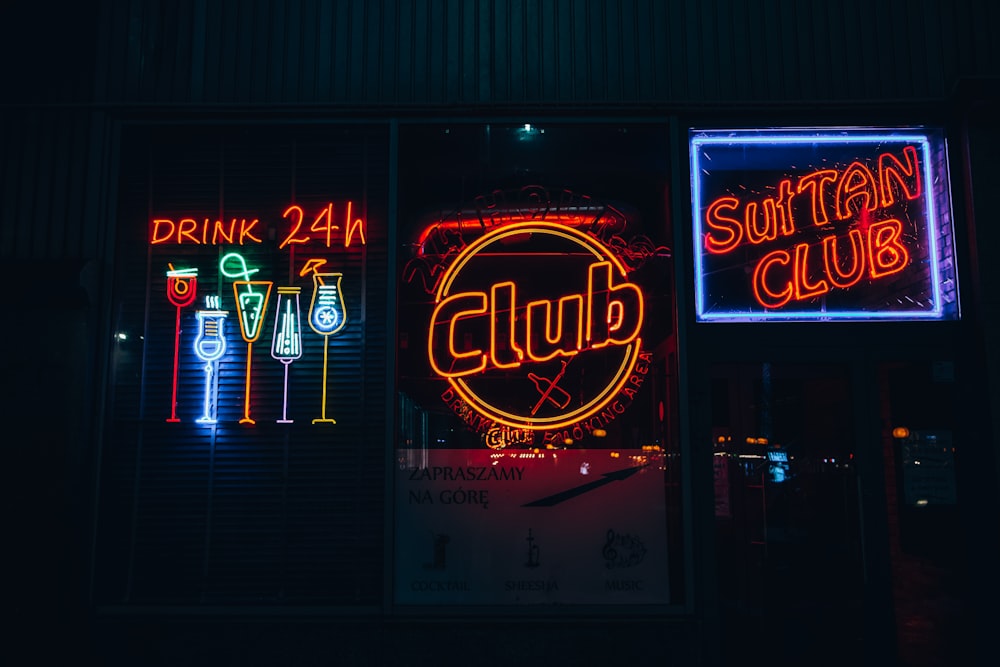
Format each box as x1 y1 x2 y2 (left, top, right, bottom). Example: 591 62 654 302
880 361 966 666
394 123 682 607
96 125 390 604
712 362 864 661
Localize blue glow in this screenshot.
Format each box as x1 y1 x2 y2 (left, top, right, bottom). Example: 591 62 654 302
689 128 954 323
194 307 228 424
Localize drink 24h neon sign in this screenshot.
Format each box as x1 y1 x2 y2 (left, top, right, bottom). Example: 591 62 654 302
690 128 959 321
155 201 363 425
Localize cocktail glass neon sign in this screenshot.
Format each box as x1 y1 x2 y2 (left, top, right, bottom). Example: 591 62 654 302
193 296 228 424
221 252 273 425
165 264 198 422
270 286 303 423
306 265 347 424
689 128 956 321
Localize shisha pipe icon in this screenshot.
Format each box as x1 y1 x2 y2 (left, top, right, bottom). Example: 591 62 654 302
302 259 347 424
220 252 272 425
193 295 227 424
165 264 198 422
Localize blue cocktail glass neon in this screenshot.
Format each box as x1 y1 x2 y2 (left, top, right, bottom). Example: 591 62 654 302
194 306 228 424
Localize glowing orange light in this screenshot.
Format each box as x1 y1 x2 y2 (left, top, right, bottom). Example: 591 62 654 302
702 146 922 256
822 229 866 289
834 161 879 221
796 169 838 226
524 294 584 363
220 252 273 426
878 146 922 207
751 219 910 309
892 427 910 439
428 259 642 378
704 197 743 254
165 265 198 422
151 217 262 245
280 202 368 249
344 200 366 247
429 221 645 431
793 242 830 300
867 219 909 279
752 250 794 309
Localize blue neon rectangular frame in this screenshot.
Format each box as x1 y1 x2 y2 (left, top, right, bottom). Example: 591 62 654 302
689 128 958 322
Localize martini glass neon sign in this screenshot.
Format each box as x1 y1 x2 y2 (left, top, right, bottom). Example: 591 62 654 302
221 252 273 425
270 286 303 423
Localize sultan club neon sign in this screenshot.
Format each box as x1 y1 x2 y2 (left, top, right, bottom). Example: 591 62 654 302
690 129 958 321
427 221 649 438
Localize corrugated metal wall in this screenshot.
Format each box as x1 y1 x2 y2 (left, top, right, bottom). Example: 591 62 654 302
3 0 999 262
93 0 998 106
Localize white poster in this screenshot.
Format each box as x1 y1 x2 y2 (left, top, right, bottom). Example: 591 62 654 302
394 448 670 605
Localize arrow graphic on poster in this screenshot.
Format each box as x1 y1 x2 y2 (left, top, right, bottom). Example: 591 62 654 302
522 464 649 507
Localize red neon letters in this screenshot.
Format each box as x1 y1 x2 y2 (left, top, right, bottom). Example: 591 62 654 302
428 260 643 378
704 145 922 309
428 221 646 433
751 220 910 308
150 202 367 248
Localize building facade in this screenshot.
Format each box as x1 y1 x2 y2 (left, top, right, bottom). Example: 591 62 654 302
3 2 999 665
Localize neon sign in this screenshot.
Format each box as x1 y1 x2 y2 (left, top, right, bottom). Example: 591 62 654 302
165 265 198 422
427 221 647 436
193 296 227 424
690 129 958 321
220 253 273 425
158 253 353 426
271 286 303 423
151 201 367 248
306 267 347 424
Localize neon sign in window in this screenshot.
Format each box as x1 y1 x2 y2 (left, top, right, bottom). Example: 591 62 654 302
426 221 647 436
158 255 354 426
689 128 959 322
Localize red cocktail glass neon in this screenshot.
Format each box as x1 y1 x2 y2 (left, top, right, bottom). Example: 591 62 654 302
166 265 198 422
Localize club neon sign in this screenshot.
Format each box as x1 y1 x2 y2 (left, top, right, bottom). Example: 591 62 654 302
690 129 958 321
428 221 648 435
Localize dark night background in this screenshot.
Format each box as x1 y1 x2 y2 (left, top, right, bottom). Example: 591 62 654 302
3 2 999 665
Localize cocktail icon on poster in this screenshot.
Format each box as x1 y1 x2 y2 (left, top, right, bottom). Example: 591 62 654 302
193 296 227 424
221 252 272 425
270 286 303 423
165 264 198 422
303 260 347 424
